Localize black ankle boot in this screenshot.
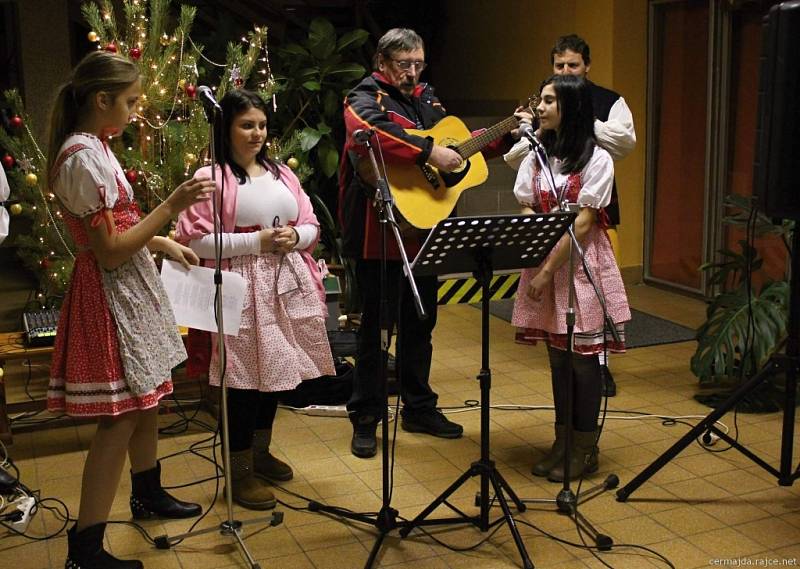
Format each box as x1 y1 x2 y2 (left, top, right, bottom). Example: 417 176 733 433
130 461 202 519
65 523 143 569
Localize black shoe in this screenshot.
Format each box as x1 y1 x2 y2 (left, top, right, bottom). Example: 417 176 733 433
350 415 378 458
130 461 202 519
601 365 617 397
401 410 463 439
66 523 143 569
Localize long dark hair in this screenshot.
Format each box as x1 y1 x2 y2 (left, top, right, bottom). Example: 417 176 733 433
214 89 279 184
47 51 140 183
539 74 596 173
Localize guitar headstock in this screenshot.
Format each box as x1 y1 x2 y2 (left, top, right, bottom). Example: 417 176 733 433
522 94 540 115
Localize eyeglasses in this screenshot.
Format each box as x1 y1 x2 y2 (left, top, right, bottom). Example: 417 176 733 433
391 59 426 71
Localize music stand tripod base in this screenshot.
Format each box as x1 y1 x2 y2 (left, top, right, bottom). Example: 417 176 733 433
398 213 575 569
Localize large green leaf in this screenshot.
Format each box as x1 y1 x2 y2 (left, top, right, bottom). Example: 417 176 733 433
278 43 310 58
325 62 366 82
336 29 369 53
308 18 336 60
691 280 788 383
317 137 339 178
299 127 322 151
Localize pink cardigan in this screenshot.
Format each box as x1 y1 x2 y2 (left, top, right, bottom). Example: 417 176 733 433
175 163 326 303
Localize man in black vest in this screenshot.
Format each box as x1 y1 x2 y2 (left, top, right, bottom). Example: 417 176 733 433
505 34 636 397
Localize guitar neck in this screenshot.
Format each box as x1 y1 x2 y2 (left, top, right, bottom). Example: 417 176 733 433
455 115 518 159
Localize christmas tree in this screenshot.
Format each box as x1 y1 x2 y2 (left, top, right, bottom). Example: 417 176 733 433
0 0 272 296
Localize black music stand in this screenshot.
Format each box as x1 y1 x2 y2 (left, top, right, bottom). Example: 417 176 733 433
398 212 575 569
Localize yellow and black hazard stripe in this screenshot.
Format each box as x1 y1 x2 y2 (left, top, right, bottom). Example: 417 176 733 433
437 273 520 305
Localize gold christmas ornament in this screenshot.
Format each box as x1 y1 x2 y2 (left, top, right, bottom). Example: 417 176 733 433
25 172 38 187
9 203 23 215
178 79 186 89
168 230 177 240
184 152 198 166
287 157 300 170
160 33 170 46
88 31 98 42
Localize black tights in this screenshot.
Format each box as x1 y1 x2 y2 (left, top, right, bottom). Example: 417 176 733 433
225 389 282 452
547 346 601 432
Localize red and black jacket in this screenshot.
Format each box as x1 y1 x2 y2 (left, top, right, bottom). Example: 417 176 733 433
338 72 512 260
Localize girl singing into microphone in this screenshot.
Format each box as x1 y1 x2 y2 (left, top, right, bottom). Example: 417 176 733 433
176 89 334 509
511 74 630 482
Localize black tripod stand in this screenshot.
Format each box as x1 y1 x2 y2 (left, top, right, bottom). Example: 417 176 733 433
617 228 800 501
308 129 426 568
397 213 575 569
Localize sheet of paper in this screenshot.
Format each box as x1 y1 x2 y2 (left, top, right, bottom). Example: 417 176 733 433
160 260 246 336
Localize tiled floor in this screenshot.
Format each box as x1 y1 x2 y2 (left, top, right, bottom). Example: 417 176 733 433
2 284 799 568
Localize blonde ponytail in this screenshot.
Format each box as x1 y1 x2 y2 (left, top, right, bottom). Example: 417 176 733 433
46 51 140 183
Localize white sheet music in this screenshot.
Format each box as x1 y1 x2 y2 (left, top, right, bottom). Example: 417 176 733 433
160 260 246 336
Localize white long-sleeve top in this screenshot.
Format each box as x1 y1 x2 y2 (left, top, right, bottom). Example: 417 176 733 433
189 172 318 259
504 96 636 170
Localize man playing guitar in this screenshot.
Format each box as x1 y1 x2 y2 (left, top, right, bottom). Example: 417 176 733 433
339 27 522 458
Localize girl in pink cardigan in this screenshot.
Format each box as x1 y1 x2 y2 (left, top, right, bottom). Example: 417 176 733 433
176 89 334 510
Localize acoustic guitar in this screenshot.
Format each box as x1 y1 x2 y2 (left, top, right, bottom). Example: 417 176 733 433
357 98 536 229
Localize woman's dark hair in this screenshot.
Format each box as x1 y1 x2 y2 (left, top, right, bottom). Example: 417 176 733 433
215 89 279 184
538 74 596 173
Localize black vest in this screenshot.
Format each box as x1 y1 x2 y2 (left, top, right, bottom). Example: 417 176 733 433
589 81 623 226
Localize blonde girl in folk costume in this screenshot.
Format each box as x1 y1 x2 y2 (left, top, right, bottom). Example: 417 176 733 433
176 89 334 510
46 51 215 569
511 74 630 482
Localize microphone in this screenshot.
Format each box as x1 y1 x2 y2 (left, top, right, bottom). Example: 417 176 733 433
518 122 543 150
197 86 221 121
352 128 375 144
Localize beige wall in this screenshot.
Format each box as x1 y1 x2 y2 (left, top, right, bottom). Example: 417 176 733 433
433 0 648 273
18 0 73 141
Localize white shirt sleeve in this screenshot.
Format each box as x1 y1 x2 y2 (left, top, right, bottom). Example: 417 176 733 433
593 97 636 161
512 152 537 207
293 223 318 250
503 138 532 171
189 223 318 259
577 148 614 209
189 232 261 260
54 149 119 217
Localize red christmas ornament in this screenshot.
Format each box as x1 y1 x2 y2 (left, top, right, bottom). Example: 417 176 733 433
1 154 15 169
40 259 51 270
105 42 118 53
125 169 138 184
234 78 244 88
185 84 197 99
10 115 23 129
129 47 141 60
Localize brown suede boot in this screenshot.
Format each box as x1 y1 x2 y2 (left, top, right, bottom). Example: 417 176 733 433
547 430 599 482
531 424 566 477
226 448 276 510
253 429 293 482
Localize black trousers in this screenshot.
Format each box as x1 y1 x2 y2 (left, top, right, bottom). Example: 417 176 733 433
347 259 439 420
225 389 282 452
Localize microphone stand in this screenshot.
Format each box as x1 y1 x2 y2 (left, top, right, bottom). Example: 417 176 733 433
501 135 620 548
152 102 281 569
309 132 424 568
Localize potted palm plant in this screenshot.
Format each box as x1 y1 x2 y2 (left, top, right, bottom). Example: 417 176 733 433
691 193 793 411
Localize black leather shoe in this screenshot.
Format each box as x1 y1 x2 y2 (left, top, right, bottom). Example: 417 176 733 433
350 415 378 458
601 365 617 397
401 410 463 439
